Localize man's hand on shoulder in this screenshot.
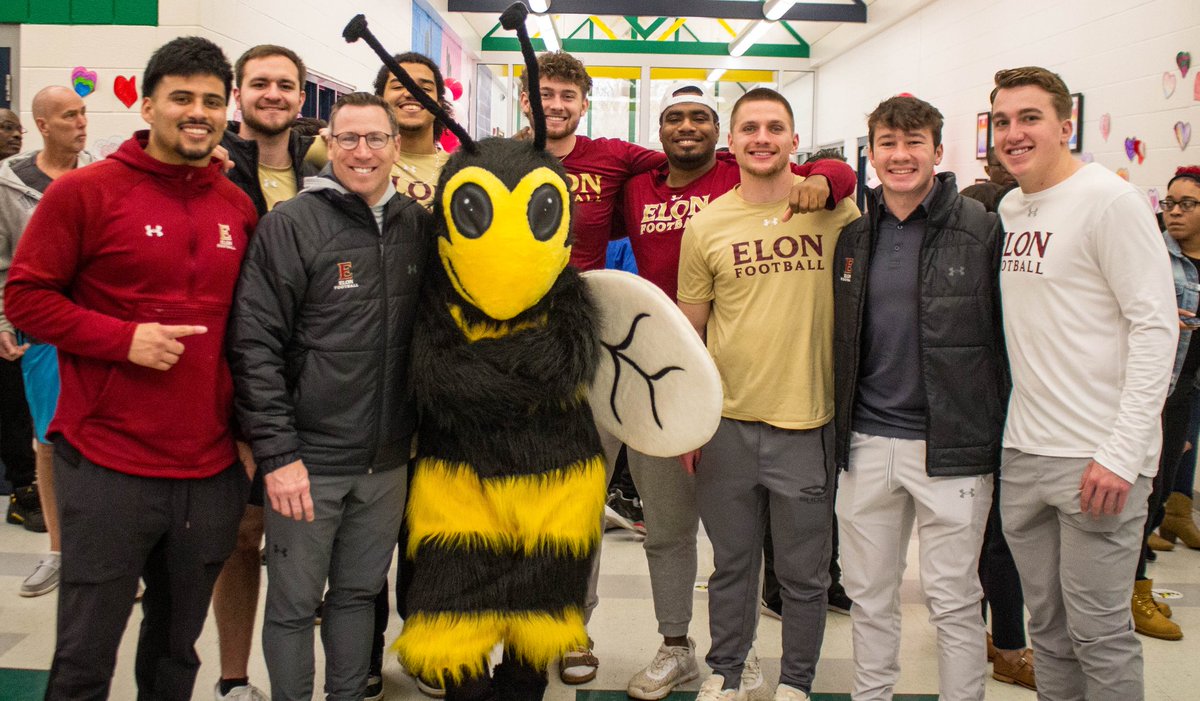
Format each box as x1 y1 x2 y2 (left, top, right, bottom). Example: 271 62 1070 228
266 459 314 522
782 175 831 221
1079 459 1133 518
0 331 30 361
127 323 207 370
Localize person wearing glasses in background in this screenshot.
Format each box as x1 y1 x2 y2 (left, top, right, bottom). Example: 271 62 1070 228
0 109 23 161
1128 166 1200 643
228 92 432 701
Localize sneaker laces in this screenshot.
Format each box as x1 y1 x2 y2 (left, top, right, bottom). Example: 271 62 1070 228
648 645 679 674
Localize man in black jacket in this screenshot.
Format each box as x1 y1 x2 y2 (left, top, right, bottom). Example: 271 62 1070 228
228 92 431 701
831 95 1006 701
214 44 318 701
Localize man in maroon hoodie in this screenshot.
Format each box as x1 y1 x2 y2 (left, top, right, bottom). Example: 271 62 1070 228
5 37 257 700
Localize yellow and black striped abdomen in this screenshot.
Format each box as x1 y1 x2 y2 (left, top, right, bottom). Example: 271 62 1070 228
396 453 607 683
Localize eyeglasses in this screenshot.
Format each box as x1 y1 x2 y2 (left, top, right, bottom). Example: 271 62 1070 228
1162 198 1199 213
331 131 394 151
0 122 25 135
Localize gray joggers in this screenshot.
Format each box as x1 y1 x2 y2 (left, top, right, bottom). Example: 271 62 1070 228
263 468 405 701
696 418 834 693
1000 449 1152 701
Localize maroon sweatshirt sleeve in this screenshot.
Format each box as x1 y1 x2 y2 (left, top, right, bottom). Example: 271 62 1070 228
621 141 667 177
6 179 137 362
790 158 857 209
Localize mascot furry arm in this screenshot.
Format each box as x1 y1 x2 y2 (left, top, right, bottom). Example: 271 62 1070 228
345 3 721 689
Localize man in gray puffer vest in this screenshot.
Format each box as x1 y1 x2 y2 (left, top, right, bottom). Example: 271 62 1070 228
831 95 1007 701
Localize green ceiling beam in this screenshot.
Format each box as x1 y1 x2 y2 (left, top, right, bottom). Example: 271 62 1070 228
481 35 808 58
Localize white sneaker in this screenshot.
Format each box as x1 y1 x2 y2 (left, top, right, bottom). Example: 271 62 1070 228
19 553 60 597
627 638 700 700
773 684 809 701
213 681 268 700
738 650 772 701
696 675 738 701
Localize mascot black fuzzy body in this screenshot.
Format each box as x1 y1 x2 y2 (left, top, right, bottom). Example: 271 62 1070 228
345 7 607 697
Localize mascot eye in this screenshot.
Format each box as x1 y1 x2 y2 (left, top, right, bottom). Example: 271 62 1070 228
527 184 563 242
450 183 493 239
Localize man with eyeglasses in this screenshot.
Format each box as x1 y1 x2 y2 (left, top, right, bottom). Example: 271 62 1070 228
0 109 23 161
229 91 432 701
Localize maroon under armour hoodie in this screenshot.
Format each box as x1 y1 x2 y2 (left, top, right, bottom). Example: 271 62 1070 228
6 131 258 478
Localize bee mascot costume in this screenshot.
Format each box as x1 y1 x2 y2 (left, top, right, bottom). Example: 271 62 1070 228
345 5 721 700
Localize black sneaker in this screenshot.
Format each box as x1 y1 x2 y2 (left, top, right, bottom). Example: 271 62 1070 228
604 489 646 536
364 673 384 701
827 583 853 615
7 485 47 533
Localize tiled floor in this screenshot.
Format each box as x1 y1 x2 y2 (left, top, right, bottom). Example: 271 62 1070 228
2 512 1199 700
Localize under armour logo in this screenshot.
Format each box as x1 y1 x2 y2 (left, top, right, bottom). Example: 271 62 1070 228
948 266 965 276
670 195 681 201
272 544 288 558
1027 206 1038 217
762 217 779 226
959 488 976 498
408 264 419 275
144 225 164 237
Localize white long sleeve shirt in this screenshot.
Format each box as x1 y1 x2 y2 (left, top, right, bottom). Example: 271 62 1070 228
999 163 1178 483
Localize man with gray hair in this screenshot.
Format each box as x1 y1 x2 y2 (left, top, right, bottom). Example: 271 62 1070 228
229 91 431 701
0 86 94 598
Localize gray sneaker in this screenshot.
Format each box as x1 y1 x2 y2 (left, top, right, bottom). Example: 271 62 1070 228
627 638 699 700
738 650 772 701
19 553 60 597
213 681 268 700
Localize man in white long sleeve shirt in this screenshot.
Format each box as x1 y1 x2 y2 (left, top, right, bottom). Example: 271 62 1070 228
991 66 1177 701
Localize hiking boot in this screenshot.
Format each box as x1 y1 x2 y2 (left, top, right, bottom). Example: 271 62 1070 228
1132 579 1182 640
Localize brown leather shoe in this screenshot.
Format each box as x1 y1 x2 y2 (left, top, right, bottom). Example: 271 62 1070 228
1132 579 1183 640
1148 532 1176 551
992 649 1036 691
986 633 997 662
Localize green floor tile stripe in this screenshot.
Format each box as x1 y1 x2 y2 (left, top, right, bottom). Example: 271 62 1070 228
0 667 50 701
577 692 938 700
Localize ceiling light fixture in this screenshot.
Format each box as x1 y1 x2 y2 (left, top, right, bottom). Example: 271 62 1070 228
532 12 560 52
729 19 772 57
528 0 551 12
762 0 798 21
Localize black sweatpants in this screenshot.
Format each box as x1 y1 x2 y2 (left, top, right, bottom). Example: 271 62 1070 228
46 439 248 701
0 357 35 488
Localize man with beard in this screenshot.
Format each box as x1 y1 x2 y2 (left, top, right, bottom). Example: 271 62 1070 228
0 108 22 161
677 88 859 701
618 81 854 701
5 36 257 699
215 43 316 701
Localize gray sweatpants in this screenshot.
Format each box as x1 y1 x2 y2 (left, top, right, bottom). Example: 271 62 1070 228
585 432 698 640
696 418 834 693
263 468 406 701
999 449 1152 701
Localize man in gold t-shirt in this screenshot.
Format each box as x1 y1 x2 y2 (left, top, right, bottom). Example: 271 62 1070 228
373 51 451 211
677 88 859 701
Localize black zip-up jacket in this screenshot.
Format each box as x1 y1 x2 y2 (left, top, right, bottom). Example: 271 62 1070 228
228 171 433 476
832 172 1009 476
221 124 318 217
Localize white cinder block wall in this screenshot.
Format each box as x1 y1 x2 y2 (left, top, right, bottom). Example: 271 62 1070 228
13 0 415 154
813 0 1200 195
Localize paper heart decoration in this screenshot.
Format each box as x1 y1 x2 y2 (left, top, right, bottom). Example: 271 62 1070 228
1125 137 1136 160
71 66 97 98
1080 152 1095 164
1099 113 1111 141
1195 73 1200 101
1148 188 1161 212
1177 121 1192 150
1179 51 1192 78
113 75 138 108
94 136 123 158
1164 72 1177 98
1116 168 1130 181
1135 138 1146 164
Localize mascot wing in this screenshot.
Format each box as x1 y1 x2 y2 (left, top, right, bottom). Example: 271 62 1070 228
582 269 722 458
